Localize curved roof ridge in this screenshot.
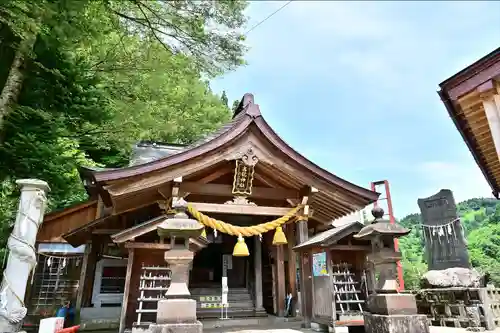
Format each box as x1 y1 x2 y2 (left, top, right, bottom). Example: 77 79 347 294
80 93 378 202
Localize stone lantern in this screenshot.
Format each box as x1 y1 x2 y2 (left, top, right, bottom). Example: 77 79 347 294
149 198 204 333
354 207 429 333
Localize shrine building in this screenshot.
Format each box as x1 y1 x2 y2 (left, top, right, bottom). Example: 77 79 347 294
28 94 379 332
439 47 500 198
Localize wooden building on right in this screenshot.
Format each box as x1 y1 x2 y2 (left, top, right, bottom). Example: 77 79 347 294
439 47 500 197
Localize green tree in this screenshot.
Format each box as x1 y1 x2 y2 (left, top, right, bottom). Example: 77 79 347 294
398 197 500 289
0 0 248 136
0 0 246 221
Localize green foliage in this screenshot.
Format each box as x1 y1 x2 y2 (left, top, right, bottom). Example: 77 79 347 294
399 197 500 289
0 0 247 243
104 0 248 76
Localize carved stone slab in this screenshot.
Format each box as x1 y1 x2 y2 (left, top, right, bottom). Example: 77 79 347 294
417 189 470 270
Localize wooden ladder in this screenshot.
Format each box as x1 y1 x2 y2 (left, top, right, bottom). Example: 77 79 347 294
332 262 365 315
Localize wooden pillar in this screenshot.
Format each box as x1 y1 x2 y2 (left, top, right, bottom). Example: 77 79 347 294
297 220 312 328
119 248 135 333
82 238 100 307
326 250 336 329
286 224 297 316
75 244 91 322
276 244 286 316
254 236 264 311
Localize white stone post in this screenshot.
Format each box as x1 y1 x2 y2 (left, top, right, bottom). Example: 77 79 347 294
0 179 50 333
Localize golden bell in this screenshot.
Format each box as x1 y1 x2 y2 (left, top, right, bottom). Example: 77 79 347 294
233 234 250 257
201 228 207 239
272 226 288 245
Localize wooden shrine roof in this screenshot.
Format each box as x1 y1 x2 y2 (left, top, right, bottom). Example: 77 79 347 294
439 47 500 198
293 221 365 251
38 200 98 243
78 93 379 222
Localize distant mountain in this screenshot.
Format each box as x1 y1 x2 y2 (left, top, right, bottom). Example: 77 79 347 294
398 197 500 289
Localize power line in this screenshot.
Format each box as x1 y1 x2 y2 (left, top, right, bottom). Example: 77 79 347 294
245 1 293 35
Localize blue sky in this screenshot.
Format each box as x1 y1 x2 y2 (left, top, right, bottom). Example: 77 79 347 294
211 1 500 217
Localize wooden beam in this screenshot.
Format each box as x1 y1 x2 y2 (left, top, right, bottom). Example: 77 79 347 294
326 245 371 251
172 176 182 198
326 250 336 326
124 239 207 252
112 215 166 243
189 201 293 216
81 238 100 308
92 229 122 235
300 185 319 217
119 248 134 333
125 242 172 250
75 244 91 322
254 236 264 311
197 167 232 183
297 219 312 328
180 182 299 201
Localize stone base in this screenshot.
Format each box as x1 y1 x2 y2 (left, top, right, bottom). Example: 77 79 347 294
0 320 19 333
367 294 418 315
148 321 203 333
364 313 429 333
157 299 197 324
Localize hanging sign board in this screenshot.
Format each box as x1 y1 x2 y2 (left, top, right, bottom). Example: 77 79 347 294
232 160 254 196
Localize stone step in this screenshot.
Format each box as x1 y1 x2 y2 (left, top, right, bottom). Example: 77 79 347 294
190 288 250 295
197 300 254 309
197 307 268 319
192 294 252 302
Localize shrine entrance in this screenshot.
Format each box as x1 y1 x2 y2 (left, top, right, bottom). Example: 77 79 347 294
189 233 249 289
189 231 262 318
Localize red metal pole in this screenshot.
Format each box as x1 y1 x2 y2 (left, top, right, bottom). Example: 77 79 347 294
370 180 405 291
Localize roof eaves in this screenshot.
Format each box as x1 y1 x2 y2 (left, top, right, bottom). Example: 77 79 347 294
293 221 363 251
440 47 500 92
438 89 500 199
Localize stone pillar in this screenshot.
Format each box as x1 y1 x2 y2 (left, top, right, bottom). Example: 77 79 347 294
253 236 264 312
0 179 50 333
164 248 194 298
150 199 203 333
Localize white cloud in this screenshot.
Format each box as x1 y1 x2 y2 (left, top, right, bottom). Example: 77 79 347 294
243 1 500 92
415 161 493 203
214 1 500 217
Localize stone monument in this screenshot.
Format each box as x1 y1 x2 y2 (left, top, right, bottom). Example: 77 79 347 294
355 207 429 333
0 179 50 333
417 189 469 270
147 198 203 333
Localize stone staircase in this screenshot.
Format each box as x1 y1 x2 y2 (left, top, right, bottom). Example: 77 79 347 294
190 287 267 319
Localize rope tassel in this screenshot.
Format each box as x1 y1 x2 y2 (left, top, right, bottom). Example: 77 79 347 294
186 204 302 237
272 226 287 245
186 204 301 256
233 234 250 257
